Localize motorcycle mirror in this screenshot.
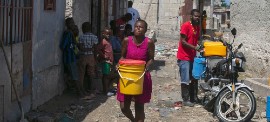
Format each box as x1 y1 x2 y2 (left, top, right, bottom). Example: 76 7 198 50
238 43 243 49
231 28 237 36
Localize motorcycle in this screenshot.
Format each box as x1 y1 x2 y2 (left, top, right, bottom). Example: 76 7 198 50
193 28 256 122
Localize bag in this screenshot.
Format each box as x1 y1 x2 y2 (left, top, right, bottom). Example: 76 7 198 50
74 36 79 53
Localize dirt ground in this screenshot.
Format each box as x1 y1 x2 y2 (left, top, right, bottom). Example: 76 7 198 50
26 38 267 122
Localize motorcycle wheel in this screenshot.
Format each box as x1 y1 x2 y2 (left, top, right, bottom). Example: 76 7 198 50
214 88 256 122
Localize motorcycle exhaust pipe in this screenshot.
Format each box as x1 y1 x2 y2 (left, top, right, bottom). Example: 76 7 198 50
206 78 230 84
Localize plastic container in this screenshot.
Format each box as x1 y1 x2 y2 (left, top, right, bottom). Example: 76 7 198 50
203 41 227 57
118 59 146 95
102 62 111 75
267 96 270 122
192 57 206 80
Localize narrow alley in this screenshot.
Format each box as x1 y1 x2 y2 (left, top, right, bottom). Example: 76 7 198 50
1 0 270 122
25 38 267 122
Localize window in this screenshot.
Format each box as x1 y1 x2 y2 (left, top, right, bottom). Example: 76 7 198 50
0 0 33 45
44 0 56 11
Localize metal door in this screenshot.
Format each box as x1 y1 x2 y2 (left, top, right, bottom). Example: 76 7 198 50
0 1 33 120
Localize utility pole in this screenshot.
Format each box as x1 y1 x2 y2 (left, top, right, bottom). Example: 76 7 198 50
210 0 214 29
193 0 199 9
157 0 159 24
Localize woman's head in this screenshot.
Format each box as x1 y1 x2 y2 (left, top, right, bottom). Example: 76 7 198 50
134 20 148 36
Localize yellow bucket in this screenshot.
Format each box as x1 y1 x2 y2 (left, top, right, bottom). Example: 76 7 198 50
118 59 146 95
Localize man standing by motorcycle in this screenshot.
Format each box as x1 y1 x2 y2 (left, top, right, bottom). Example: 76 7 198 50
175 9 201 108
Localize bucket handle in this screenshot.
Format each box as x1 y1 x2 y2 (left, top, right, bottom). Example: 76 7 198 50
117 69 146 82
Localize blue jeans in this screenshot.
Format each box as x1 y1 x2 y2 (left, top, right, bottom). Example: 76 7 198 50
177 60 194 85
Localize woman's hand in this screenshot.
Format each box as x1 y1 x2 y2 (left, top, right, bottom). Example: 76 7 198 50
115 64 119 71
145 64 150 71
145 67 149 71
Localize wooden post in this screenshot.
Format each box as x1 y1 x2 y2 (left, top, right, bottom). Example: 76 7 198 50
181 0 193 24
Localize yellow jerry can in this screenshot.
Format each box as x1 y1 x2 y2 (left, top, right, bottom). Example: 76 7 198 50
203 41 227 57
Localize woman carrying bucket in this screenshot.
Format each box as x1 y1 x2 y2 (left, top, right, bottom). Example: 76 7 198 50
116 20 155 122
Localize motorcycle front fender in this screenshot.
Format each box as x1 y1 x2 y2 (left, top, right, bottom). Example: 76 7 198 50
204 83 254 112
215 83 254 97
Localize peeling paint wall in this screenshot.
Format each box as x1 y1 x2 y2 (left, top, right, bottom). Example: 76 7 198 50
31 0 66 109
0 19 34 122
231 0 270 78
0 46 13 121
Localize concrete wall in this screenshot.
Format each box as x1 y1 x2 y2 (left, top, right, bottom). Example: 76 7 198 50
133 0 192 39
0 0 66 121
0 45 23 121
72 0 91 35
231 0 270 78
132 0 159 31
0 43 32 121
32 0 66 109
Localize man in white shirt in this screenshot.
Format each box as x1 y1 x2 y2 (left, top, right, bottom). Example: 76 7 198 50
127 1 140 32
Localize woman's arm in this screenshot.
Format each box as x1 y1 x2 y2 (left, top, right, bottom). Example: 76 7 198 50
146 38 155 70
120 37 129 60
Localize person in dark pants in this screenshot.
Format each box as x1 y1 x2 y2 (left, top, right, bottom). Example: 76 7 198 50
77 22 99 99
175 9 201 108
60 18 82 96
